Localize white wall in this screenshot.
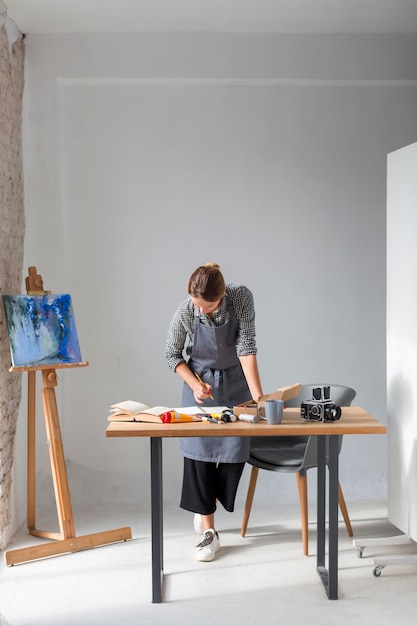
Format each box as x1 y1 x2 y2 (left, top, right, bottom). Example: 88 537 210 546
16 33 417 523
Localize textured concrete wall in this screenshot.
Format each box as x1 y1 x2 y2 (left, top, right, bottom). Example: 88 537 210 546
0 23 25 548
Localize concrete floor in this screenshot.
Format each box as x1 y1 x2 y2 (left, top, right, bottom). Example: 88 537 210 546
1 500 416 626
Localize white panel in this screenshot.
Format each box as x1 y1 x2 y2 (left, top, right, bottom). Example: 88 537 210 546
387 141 417 538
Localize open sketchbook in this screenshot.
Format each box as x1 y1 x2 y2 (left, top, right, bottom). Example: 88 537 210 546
108 400 229 423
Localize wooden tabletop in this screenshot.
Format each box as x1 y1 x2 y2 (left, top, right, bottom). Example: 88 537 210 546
106 406 386 438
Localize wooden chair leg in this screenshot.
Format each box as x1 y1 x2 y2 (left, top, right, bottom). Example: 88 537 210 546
338 481 353 537
241 466 259 537
296 471 309 556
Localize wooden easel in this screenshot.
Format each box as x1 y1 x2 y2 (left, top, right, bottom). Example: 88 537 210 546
4 267 132 566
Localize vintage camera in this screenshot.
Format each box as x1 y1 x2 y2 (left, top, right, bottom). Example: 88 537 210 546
300 386 342 422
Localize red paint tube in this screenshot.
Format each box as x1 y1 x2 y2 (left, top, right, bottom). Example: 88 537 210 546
161 411 199 423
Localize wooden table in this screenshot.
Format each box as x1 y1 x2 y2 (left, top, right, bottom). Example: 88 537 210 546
106 406 386 602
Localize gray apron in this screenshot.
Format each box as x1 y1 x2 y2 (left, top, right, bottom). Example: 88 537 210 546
180 294 251 463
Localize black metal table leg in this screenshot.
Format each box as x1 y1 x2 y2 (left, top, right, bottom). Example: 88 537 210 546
327 435 339 599
316 434 339 600
150 437 164 603
317 435 326 573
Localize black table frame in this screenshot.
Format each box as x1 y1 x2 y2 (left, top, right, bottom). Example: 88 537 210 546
149 433 339 603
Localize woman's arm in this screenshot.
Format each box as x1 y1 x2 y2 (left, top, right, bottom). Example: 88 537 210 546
239 354 264 403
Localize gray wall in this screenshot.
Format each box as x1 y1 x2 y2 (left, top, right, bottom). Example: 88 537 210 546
16 33 417 524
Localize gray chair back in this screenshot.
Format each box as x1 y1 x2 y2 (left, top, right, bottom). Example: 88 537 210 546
284 384 356 409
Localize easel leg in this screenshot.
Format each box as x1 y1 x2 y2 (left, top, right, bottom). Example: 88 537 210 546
41 374 76 539
27 370 36 532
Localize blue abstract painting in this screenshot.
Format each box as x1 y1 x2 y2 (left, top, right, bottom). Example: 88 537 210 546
2 294 83 367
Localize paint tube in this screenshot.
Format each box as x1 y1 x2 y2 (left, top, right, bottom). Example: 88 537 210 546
238 413 259 423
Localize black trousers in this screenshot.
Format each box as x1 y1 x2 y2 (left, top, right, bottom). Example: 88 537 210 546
180 457 245 515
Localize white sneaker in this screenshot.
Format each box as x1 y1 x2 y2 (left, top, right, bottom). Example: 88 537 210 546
195 529 220 562
193 513 203 535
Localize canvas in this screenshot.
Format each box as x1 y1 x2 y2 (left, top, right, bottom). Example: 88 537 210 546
2 294 83 367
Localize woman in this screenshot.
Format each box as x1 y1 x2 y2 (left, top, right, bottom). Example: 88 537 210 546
165 263 264 562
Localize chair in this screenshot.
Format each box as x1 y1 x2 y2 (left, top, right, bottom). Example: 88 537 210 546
241 384 356 555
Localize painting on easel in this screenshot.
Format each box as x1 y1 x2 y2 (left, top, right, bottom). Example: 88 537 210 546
2 294 83 367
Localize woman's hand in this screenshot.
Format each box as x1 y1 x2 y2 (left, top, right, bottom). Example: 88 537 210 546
174 362 213 405
193 380 213 404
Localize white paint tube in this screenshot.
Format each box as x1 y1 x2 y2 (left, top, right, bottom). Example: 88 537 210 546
238 413 259 423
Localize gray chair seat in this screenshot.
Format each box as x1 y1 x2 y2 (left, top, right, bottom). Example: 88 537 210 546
250 443 307 466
